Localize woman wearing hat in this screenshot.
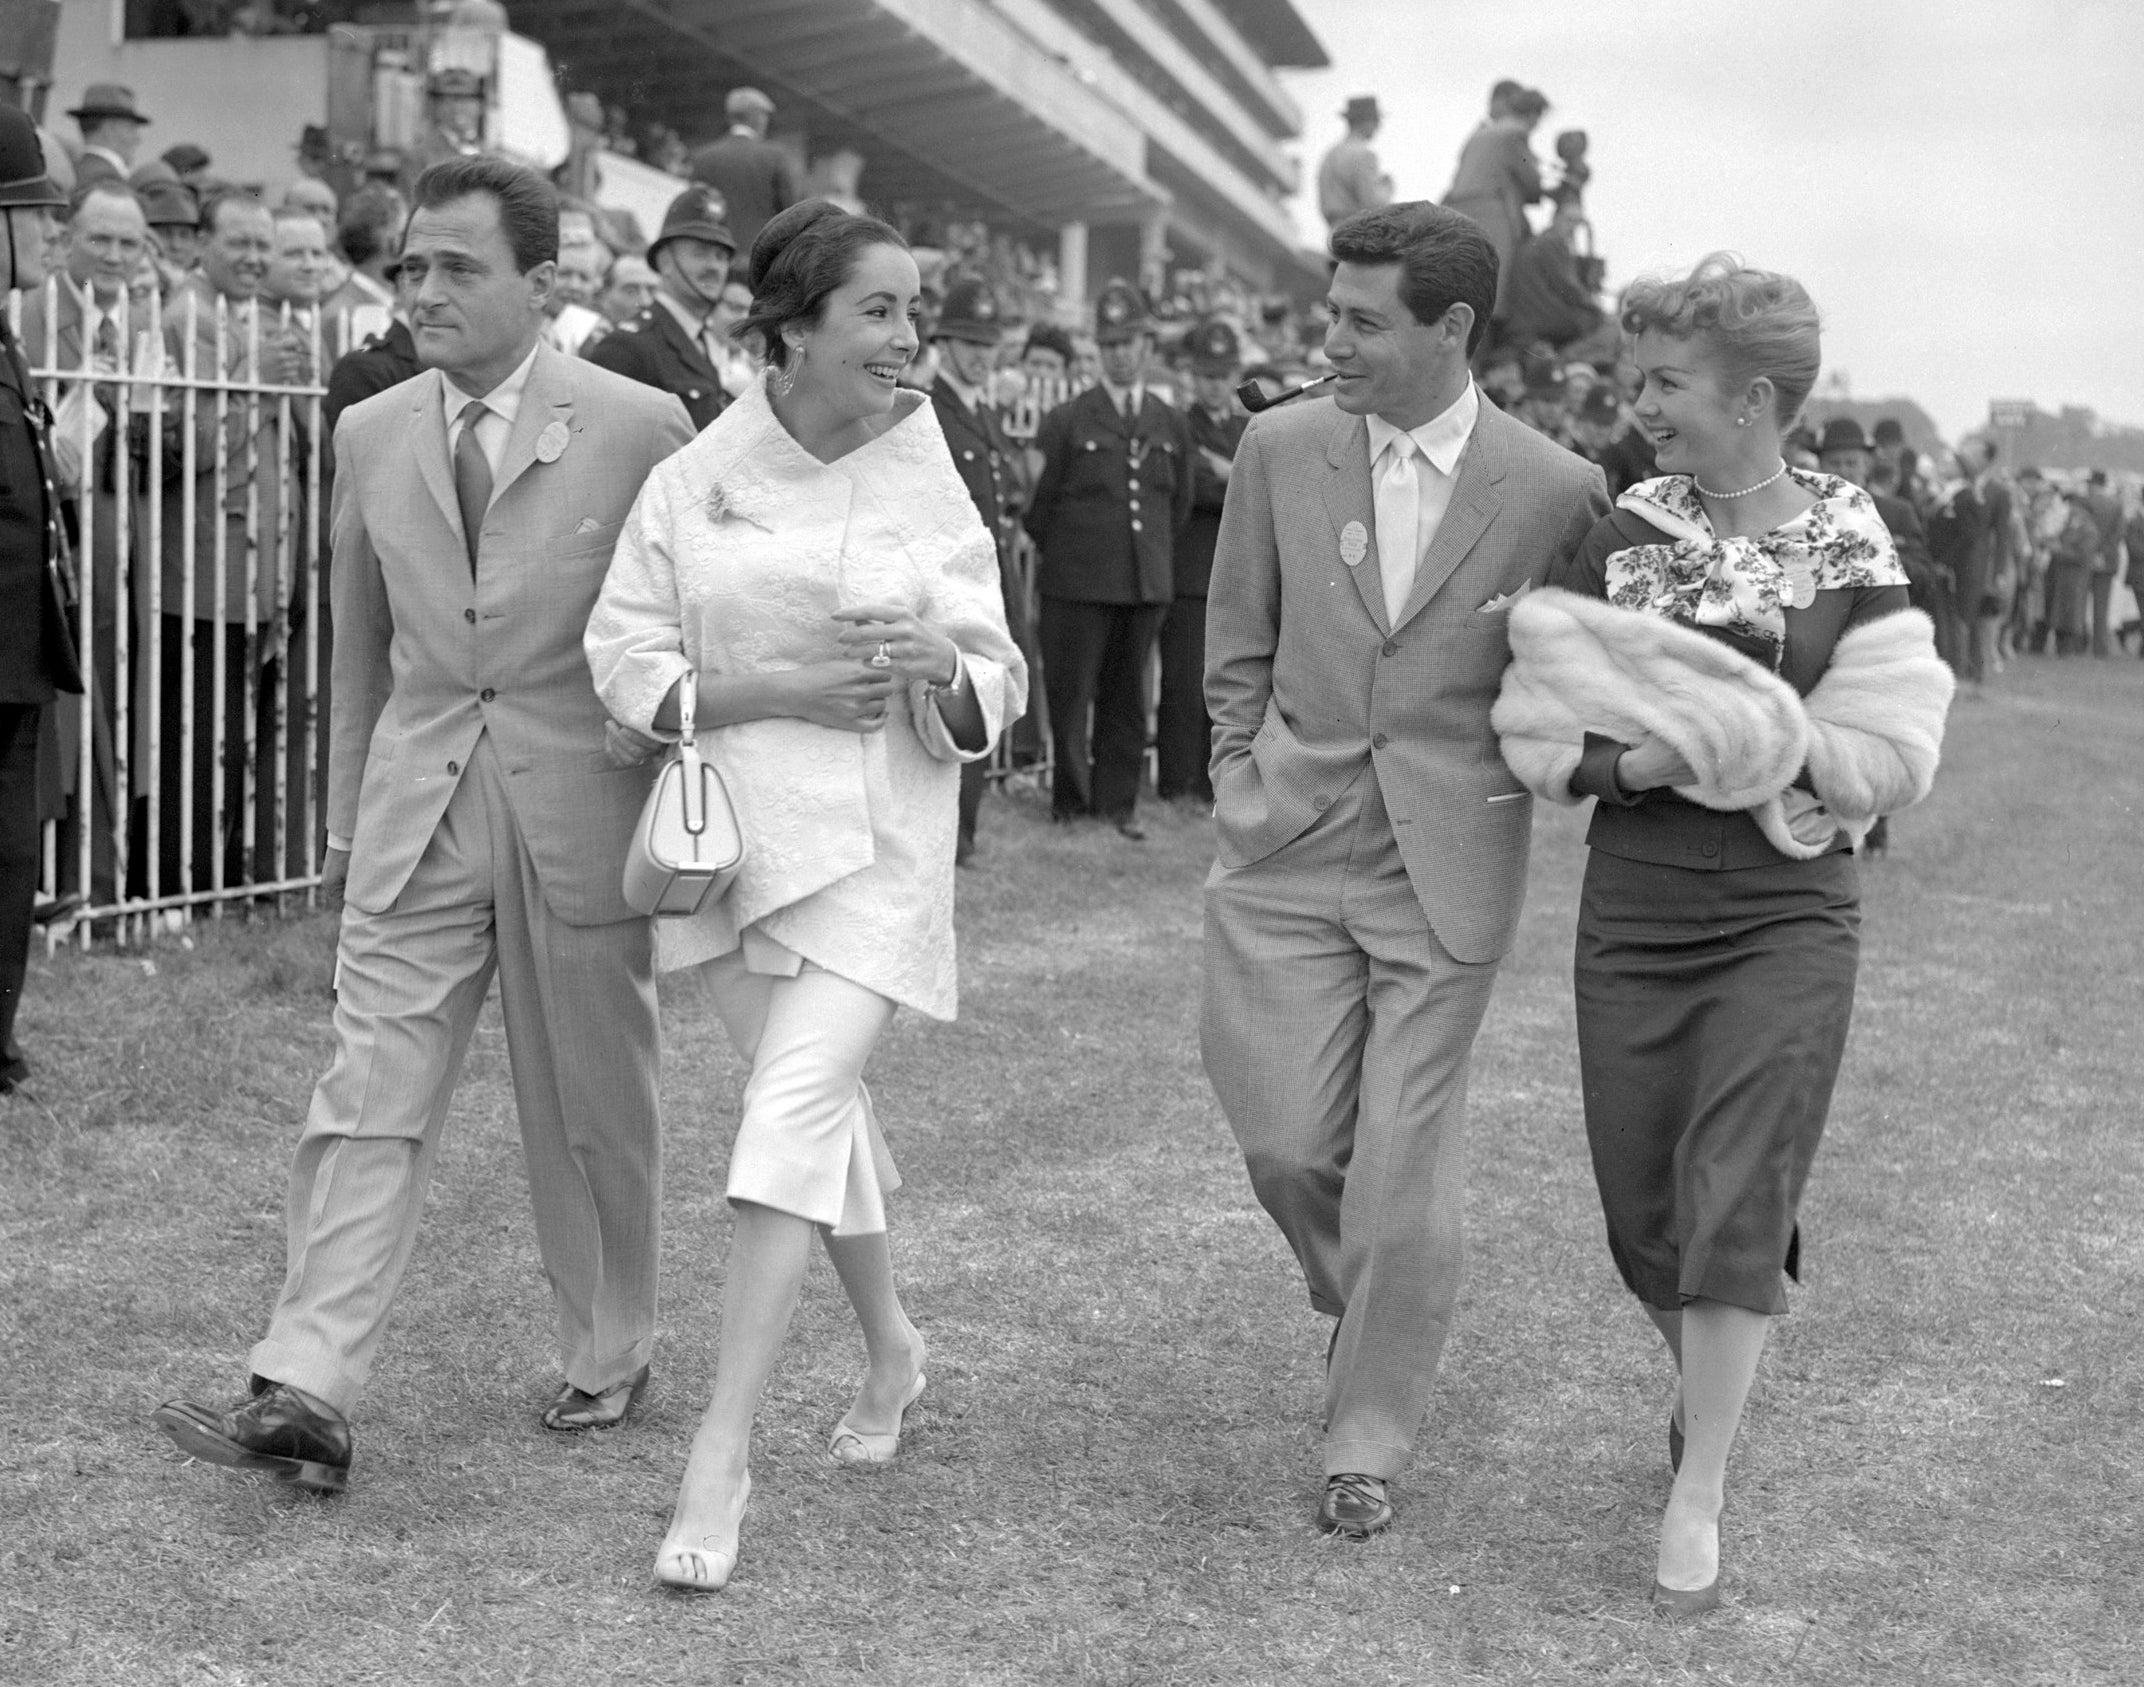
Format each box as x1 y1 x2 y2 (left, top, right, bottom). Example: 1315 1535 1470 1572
586 201 1025 1592
1494 255 1952 1612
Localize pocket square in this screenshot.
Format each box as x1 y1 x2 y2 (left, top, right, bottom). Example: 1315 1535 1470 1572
574 516 604 535
1477 582 1532 615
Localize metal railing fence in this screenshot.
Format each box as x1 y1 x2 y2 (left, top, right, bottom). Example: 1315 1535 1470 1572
18 327 1184 945
19 278 349 945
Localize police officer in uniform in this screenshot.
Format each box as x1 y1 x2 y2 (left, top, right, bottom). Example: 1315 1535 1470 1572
583 186 736 432
927 279 1029 862
1024 281 1193 839
1157 317 1247 804
0 110 81 1093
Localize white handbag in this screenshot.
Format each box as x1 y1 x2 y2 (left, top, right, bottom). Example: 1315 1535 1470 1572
621 671 744 917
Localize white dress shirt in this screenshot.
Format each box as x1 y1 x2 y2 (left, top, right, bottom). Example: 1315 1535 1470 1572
1365 380 1480 620
442 340 541 483
1099 380 1145 421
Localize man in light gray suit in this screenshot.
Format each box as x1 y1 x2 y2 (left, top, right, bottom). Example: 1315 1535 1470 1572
1202 202 1608 1537
155 157 694 1493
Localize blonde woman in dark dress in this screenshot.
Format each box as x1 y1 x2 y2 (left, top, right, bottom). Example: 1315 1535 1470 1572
1493 255 1953 1613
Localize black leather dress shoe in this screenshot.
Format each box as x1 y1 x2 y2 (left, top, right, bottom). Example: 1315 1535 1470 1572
1114 819 1147 842
1316 1472 1394 1538
153 1377 351 1494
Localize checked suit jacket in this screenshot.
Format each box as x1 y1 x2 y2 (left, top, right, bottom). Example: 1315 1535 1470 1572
329 341 694 922
1205 392 1608 965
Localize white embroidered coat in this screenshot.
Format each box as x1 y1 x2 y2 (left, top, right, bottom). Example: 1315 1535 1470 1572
585 380 1027 1018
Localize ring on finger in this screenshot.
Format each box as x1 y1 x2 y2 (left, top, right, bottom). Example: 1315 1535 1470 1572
870 640 893 668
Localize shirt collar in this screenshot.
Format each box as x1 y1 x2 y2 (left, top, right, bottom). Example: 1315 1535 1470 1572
1365 380 1479 477
656 289 712 344
444 339 541 430
939 368 984 412
1101 379 1143 414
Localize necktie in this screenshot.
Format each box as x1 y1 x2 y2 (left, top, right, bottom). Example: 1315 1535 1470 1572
454 398 492 575
1375 433 1420 623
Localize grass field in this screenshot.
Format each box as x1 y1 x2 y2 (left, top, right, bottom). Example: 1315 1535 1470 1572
3 654 2140 1686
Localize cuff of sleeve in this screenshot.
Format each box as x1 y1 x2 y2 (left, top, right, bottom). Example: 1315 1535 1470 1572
325 833 351 854
1572 733 1642 806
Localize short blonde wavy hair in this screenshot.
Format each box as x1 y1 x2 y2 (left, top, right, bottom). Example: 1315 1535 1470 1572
1620 252 1821 428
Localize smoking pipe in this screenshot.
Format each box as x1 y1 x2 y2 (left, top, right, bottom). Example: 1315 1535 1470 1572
1236 372 1338 414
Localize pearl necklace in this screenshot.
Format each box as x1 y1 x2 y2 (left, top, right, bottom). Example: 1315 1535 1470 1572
1695 460 1789 500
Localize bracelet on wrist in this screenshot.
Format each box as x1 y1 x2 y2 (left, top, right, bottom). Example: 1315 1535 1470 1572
925 653 966 697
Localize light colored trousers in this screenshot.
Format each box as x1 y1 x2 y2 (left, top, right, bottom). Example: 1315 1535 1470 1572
698 947 900 1237
250 736 661 1413
1202 767 1500 1480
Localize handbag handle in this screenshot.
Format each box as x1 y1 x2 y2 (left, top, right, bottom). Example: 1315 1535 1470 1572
676 669 706 838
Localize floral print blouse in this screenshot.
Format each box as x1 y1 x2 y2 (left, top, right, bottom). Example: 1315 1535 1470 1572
1603 469 1907 666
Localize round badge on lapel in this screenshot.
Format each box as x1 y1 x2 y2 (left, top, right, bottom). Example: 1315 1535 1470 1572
1340 520 1368 568
535 420 571 463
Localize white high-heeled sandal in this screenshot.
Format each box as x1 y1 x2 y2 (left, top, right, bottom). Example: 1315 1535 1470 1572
653 1472 752 1592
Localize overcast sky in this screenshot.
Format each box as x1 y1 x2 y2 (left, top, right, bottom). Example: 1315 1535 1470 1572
1276 0 2142 440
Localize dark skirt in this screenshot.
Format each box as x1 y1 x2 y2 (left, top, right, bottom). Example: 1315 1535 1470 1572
1575 848 1861 1316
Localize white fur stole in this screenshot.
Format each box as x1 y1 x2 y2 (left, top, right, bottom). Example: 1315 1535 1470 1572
1492 589 1952 860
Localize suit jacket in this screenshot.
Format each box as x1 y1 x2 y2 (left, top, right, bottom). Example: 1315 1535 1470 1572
1205 394 1608 964
324 320 420 436
1872 490 1934 592
583 304 728 432
1023 384 1194 605
1178 400 1247 599
329 341 695 924
687 132 800 255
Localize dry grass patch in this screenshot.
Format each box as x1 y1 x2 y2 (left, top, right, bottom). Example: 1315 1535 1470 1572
4 657 2141 1685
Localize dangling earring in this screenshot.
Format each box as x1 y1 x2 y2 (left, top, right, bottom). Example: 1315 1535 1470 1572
769 343 803 399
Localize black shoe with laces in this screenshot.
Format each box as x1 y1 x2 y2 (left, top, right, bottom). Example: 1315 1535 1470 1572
153 1376 352 1493
1316 1471 1394 1538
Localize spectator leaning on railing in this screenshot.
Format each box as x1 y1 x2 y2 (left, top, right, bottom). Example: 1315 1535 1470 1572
20 180 154 903
147 187 313 895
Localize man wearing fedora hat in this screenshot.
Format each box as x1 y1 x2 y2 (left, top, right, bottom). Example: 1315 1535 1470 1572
687 88 799 259
0 104 81 1094
928 278 1030 861
67 85 150 190
583 186 735 432
1318 96 1392 232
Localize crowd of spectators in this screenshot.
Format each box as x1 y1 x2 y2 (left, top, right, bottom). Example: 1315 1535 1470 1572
21 65 2139 926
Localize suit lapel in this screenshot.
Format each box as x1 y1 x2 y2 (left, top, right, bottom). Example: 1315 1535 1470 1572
1320 409 1388 633
1393 403 1509 630
491 343 573 510
408 370 460 543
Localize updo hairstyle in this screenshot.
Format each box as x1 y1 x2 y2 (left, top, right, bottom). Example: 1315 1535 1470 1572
1619 252 1821 428
736 199 909 370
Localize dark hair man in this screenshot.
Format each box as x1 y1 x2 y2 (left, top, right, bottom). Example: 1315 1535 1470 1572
152 155 696 1494
1201 201 1607 1540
